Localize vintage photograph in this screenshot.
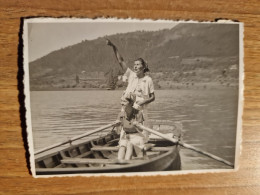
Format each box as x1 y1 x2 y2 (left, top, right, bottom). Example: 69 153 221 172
23 19 243 177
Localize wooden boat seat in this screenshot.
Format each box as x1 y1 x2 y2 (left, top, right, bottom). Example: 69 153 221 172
90 146 172 152
91 146 118 151
61 158 146 165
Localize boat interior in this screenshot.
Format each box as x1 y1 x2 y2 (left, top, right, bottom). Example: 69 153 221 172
35 123 182 170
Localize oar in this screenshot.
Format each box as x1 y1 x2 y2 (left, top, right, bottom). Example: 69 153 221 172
134 123 234 168
34 121 120 155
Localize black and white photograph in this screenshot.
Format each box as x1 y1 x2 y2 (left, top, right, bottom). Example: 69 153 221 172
23 19 243 177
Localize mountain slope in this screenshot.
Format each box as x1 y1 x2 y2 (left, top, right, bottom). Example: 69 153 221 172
29 23 239 90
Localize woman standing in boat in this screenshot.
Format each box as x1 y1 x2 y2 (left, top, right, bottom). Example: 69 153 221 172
106 39 155 160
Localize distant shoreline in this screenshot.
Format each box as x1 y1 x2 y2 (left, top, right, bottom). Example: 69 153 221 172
30 82 238 92
30 88 124 92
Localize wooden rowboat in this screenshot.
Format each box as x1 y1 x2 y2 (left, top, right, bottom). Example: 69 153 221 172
35 122 182 175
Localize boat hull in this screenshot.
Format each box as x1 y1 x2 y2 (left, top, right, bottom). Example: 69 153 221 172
35 131 181 175
36 146 180 175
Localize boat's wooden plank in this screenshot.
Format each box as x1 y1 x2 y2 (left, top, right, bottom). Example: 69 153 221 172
61 158 117 164
35 151 60 162
75 151 93 158
146 151 160 156
54 164 66 168
91 146 119 151
61 158 146 165
91 146 173 152
152 147 174 152
149 133 174 140
102 164 127 168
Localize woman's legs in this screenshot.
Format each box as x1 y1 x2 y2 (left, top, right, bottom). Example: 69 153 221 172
118 141 134 160
118 134 146 160
125 142 134 160
142 109 151 142
118 146 126 160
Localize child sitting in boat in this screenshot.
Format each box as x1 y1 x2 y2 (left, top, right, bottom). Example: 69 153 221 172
106 39 155 160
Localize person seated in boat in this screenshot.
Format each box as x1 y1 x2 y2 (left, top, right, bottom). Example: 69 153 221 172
106 39 155 160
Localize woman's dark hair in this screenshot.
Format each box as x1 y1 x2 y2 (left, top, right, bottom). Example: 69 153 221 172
135 58 149 73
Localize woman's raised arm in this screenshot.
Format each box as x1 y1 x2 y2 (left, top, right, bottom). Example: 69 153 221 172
106 39 128 72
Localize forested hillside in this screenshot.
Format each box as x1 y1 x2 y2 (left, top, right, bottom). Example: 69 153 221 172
29 23 239 90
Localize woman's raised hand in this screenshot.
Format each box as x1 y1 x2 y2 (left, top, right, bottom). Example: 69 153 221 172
106 39 114 46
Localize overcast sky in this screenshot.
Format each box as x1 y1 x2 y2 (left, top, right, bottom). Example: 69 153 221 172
27 20 178 62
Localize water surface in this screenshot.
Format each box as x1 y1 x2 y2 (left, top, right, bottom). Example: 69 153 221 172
31 89 238 170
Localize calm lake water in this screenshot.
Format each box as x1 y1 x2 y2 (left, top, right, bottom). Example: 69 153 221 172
31 89 238 170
